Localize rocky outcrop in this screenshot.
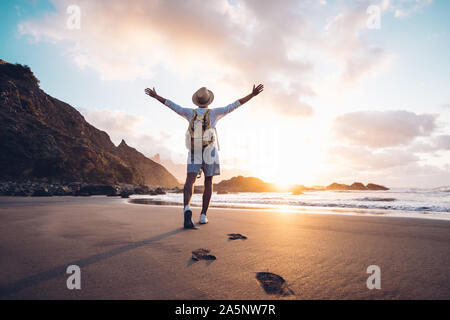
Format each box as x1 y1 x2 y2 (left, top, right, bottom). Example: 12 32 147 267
349 182 367 190
213 177 389 194
0 181 172 197
116 140 179 187
214 176 278 193
326 182 388 191
325 183 349 190
0 61 179 187
366 183 389 191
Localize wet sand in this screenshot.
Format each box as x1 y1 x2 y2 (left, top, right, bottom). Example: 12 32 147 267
0 196 449 299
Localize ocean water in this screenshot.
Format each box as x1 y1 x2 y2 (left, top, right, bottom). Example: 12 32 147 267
130 187 450 220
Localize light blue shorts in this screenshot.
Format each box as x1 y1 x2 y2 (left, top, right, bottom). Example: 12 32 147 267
187 146 220 177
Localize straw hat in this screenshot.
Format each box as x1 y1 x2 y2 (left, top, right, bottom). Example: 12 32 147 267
192 87 214 107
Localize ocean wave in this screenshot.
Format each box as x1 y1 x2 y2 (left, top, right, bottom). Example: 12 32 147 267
273 202 450 213
433 186 450 193
355 197 396 202
133 190 450 214
135 197 450 214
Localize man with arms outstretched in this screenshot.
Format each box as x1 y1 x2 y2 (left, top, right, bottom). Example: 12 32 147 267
145 84 264 228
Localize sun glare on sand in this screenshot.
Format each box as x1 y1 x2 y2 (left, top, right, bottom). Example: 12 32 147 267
278 205 292 213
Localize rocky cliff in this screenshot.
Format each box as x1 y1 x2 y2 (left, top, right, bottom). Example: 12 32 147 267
0 61 179 187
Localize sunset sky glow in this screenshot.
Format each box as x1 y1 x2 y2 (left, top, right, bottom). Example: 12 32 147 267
1 0 450 187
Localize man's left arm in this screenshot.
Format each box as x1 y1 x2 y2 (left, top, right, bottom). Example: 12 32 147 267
239 84 264 105
213 84 264 119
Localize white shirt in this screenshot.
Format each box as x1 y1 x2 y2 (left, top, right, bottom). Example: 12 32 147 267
164 99 241 128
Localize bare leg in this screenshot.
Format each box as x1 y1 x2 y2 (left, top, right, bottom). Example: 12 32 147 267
202 176 213 215
184 172 197 208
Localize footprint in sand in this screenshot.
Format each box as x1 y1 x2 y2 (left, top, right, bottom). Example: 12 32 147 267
191 248 216 261
227 233 247 240
256 272 294 296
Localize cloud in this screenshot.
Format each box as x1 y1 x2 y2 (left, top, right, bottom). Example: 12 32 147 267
79 107 180 159
391 0 433 18
328 106 448 187
79 108 142 142
325 143 450 188
408 135 450 153
18 0 316 117
435 135 450 150
314 0 432 85
328 145 419 170
320 1 393 84
333 110 437 148
17 0 399 118
371 0 433 19
374 162 450 188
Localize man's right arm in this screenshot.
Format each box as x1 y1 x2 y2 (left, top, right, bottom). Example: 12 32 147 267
164 99 193 120
145 87 192 120
145 87 166 104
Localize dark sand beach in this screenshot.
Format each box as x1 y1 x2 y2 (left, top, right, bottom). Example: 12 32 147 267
1 196 449 300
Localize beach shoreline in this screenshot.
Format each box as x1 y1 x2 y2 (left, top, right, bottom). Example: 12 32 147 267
1 196 450 299
127 196 450 221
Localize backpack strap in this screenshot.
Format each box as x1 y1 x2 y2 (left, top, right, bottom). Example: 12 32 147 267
189 110 197 160
214 128 220 151
204 109 211 128
188 109 197 134
205 109 220 151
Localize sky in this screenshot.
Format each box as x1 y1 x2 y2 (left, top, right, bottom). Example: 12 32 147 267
1 0 450 188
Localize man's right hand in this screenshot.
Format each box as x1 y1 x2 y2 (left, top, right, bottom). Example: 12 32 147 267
145 87 158 98
252 84 264 97
145 87 167 104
